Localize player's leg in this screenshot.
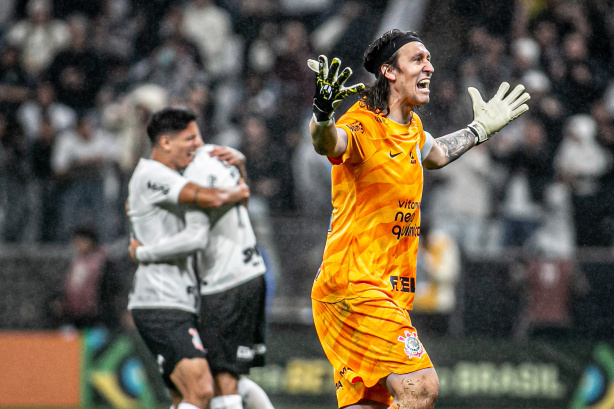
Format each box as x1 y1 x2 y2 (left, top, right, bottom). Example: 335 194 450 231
312 298 435 409
209 371 242 409
170 357 215 408
381 368 439 409
131 309 214 409
237 376 275 409
200 276 269 409
170 388 182 409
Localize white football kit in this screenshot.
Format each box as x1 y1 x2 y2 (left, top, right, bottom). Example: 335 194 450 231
136 145 265 294
185 145 265 294
126 158 199 313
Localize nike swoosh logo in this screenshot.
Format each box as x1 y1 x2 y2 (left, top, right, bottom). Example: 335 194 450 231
390 151 402 158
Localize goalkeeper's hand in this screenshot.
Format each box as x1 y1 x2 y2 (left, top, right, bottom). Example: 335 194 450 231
307 55 365 123
467 82 530 144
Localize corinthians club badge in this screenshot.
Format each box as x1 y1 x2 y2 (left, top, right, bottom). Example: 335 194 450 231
398 330 424 359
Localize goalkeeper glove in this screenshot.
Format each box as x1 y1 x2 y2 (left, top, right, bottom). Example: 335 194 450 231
467 82 530 144
307 55 365 123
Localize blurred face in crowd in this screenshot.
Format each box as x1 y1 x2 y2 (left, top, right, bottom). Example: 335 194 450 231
37 83 55 106
73 235 96 256
383 41 434 108
563 33 588 62
161 121 203 170
243 116 267 148
77 119 93 140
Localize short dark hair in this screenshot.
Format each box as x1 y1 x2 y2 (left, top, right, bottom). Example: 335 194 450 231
146 107 197 145
361 29 420 115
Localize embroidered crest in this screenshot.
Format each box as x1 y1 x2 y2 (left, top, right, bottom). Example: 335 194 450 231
398 330 424 359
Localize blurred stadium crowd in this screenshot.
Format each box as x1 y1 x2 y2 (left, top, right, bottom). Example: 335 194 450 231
0 0 613 253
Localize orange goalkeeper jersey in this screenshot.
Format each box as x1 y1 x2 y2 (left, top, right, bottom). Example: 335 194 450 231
312 101 428 311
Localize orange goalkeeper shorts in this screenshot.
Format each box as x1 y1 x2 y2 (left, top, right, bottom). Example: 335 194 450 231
312 297 433 408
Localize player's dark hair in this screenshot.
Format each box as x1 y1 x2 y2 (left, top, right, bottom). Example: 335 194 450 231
146 107 197 145
361 29 420 116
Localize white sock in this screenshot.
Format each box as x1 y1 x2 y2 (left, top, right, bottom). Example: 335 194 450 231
177 403 200 409
238 377 275 409
210 394 243 409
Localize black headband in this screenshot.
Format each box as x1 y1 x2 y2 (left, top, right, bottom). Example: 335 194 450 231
364 34 423 74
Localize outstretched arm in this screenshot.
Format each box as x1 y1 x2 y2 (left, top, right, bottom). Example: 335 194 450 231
309 119 349 158
307 55 364 157
423 129 476 169
423 82 530 169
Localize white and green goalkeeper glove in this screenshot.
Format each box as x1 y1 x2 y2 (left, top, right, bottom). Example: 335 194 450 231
307 55 365 123
467 82 530 144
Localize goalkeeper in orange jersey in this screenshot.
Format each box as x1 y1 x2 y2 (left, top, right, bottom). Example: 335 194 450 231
307 29 530 409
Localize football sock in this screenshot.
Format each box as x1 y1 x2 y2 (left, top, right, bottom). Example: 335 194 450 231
210 394 243 409
177 403 200 409
238 377 275 409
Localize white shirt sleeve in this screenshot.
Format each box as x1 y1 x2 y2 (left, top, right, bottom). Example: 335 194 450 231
421 131 435 159
135 210 211 263
145 164 190 205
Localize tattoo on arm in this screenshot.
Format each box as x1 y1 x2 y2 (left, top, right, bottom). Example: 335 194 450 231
434 129 476 165
193 187 199 204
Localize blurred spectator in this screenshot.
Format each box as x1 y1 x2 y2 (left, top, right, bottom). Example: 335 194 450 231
412 222 461 337
51 115 121 243
511 37 540 79
240 115 293 212
91 0 139 62
510 185 589 340
592 99 614 243
179 79 215 140
273 21 313 131
0 116 31 242
0 44 32 120
44 14 107 112
30 117 60 242
130 35 203 98
16 81 76 142
181 0 241 80
499 116 552 247
428 142 497 255
49 225 124 329
532 19 566 84
246 21 279 75
311 1 364 54
558 32 609 115
6 0 69 78
422 76 467 136
232 0 277 51
158 4 204 68
519 69 566 151
554 114 612 247
103 83 168 174
292 124 331 211
0 0 16 35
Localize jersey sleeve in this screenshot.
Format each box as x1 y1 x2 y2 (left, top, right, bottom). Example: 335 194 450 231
332 114 380 165
421 131 434 159
145 164 189 205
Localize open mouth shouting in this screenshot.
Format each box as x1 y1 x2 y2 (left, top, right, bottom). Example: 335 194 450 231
417 78 430 93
